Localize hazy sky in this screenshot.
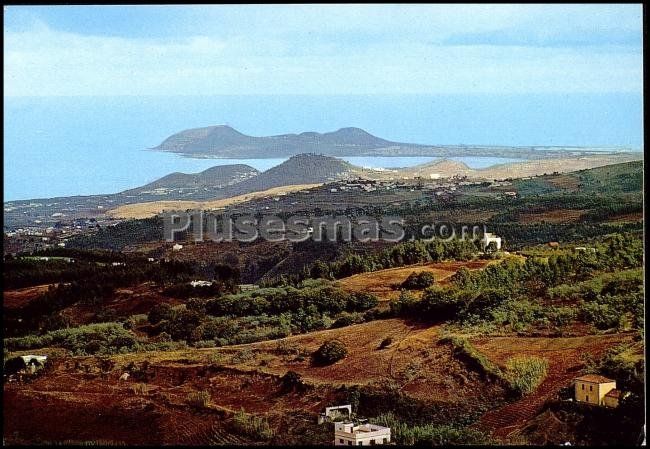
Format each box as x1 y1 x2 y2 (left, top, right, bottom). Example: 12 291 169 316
4 4 643 96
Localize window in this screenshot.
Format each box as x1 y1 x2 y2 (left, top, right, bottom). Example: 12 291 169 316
581 384 585 390
358 442 363 446
586 395 589 402
348 442 352 446
340 439 344 444
383 439 388 444
370 440 376 445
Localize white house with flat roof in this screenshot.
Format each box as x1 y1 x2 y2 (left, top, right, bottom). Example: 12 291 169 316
334 421 391 446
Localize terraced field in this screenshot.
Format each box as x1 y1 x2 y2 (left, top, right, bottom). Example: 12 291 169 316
470 332 637 441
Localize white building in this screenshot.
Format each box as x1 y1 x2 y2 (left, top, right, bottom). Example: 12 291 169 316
334 421 391 446
172 243 183 251
190 280 212 287
318 405 352 424
481 232 502 250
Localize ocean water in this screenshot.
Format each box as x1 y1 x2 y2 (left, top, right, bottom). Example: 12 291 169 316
4 94 642 201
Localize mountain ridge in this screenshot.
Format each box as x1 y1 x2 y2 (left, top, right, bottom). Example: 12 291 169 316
153 125 395 157
151 125 638 159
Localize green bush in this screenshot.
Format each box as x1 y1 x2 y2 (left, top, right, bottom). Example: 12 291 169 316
231 348 256 364
5 322 137 355
400 271 435 290
313 340 348 366
186 390 211 408
232 409 274 441
505 356 548 395
370 412 491 445
147 303 173 325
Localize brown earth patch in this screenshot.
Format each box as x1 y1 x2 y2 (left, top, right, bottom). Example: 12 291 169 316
518 209 586 224
3 284 55 310
605 212 643 223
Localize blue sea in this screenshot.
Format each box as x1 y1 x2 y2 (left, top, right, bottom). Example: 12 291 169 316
4 94 642 201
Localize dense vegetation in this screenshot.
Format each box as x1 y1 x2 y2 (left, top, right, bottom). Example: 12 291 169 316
147 279 379 345
505 356 549 395
304 239 478 282
370 412 492 445
390 233 643 333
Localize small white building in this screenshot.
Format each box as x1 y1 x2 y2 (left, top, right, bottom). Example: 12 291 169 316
334 421 391 446
190 280 213 287
482 232 502 250
172 243 183 251
318 405 352 424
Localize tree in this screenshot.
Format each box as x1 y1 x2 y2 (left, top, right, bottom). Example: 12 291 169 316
163 308 202 341
148 303 174 325
401 271 435 290
313 340 348 366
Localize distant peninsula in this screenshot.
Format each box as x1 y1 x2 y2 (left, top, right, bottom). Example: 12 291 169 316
152 125 638 159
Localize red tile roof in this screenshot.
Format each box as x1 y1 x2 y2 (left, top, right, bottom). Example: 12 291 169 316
605 389 622 398
575 374 615 383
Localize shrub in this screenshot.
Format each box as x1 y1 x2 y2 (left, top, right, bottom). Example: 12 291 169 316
505 356 548 395
313 340 348 366
130 383 151 395
401 271 435 290
232 409 275 441
147 303 174 325
389 290 418 316
4 322 137 355
281 370 304 391
186 390 210 408
370 412 492 445
207 352 225 365
194 340 216 348
231 348 256 364
275 340 300 356
331 312 365 328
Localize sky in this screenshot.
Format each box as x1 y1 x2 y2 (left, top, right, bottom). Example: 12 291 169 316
3 4 644 96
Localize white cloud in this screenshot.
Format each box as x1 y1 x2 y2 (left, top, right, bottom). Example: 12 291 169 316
3 7 643 96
